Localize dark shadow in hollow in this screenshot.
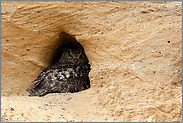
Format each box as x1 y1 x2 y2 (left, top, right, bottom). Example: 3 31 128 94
50 32 85 65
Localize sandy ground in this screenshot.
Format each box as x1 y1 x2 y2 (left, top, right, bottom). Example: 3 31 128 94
1 1 182 122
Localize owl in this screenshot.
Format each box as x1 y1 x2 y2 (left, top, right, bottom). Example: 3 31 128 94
26 47 90 96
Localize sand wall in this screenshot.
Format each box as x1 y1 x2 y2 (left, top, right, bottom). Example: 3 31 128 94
1 1 182 122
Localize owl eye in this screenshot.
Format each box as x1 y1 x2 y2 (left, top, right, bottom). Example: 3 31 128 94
81 54 84 58
68 55 73 58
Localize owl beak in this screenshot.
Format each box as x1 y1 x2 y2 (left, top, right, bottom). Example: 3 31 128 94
74 58 78 64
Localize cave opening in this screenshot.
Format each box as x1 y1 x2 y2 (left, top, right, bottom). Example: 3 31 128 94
50 32 86 65
43 32 91 95
27 32 91 96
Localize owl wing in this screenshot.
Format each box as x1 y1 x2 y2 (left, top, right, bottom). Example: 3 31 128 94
32 69 54 88
27 60 90 96
27 62 73 96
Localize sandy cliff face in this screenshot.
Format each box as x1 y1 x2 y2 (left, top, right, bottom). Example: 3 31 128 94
1 1 182 122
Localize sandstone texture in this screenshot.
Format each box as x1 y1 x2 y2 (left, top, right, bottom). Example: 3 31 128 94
1 1 182 122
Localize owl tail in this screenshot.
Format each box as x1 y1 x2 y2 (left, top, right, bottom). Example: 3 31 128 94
26 87 48 97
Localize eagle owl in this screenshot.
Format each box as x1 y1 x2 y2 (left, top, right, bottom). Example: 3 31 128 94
26 47 90 96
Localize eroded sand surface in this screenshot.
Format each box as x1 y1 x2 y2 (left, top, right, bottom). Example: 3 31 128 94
1 1 182 122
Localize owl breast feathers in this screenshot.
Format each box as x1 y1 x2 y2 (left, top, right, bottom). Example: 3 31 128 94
26 48 91 96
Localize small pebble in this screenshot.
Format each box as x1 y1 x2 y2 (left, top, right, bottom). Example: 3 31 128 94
66 97 72 100
22 53 26 56
100 77 103 79
149 62 152 64
109 77 112 79
62 107 65 110
27 48 30 51
9 107 14 111
20 113 24 116
4 117 8 120
135 92 138 96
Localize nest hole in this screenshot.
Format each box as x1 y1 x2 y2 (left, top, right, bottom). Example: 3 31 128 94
50 32 85 65
46 32 91 93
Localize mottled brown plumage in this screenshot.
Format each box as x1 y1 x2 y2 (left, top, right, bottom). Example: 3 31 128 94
26 48 90 96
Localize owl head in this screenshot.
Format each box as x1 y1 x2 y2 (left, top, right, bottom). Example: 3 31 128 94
59 47 89 65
